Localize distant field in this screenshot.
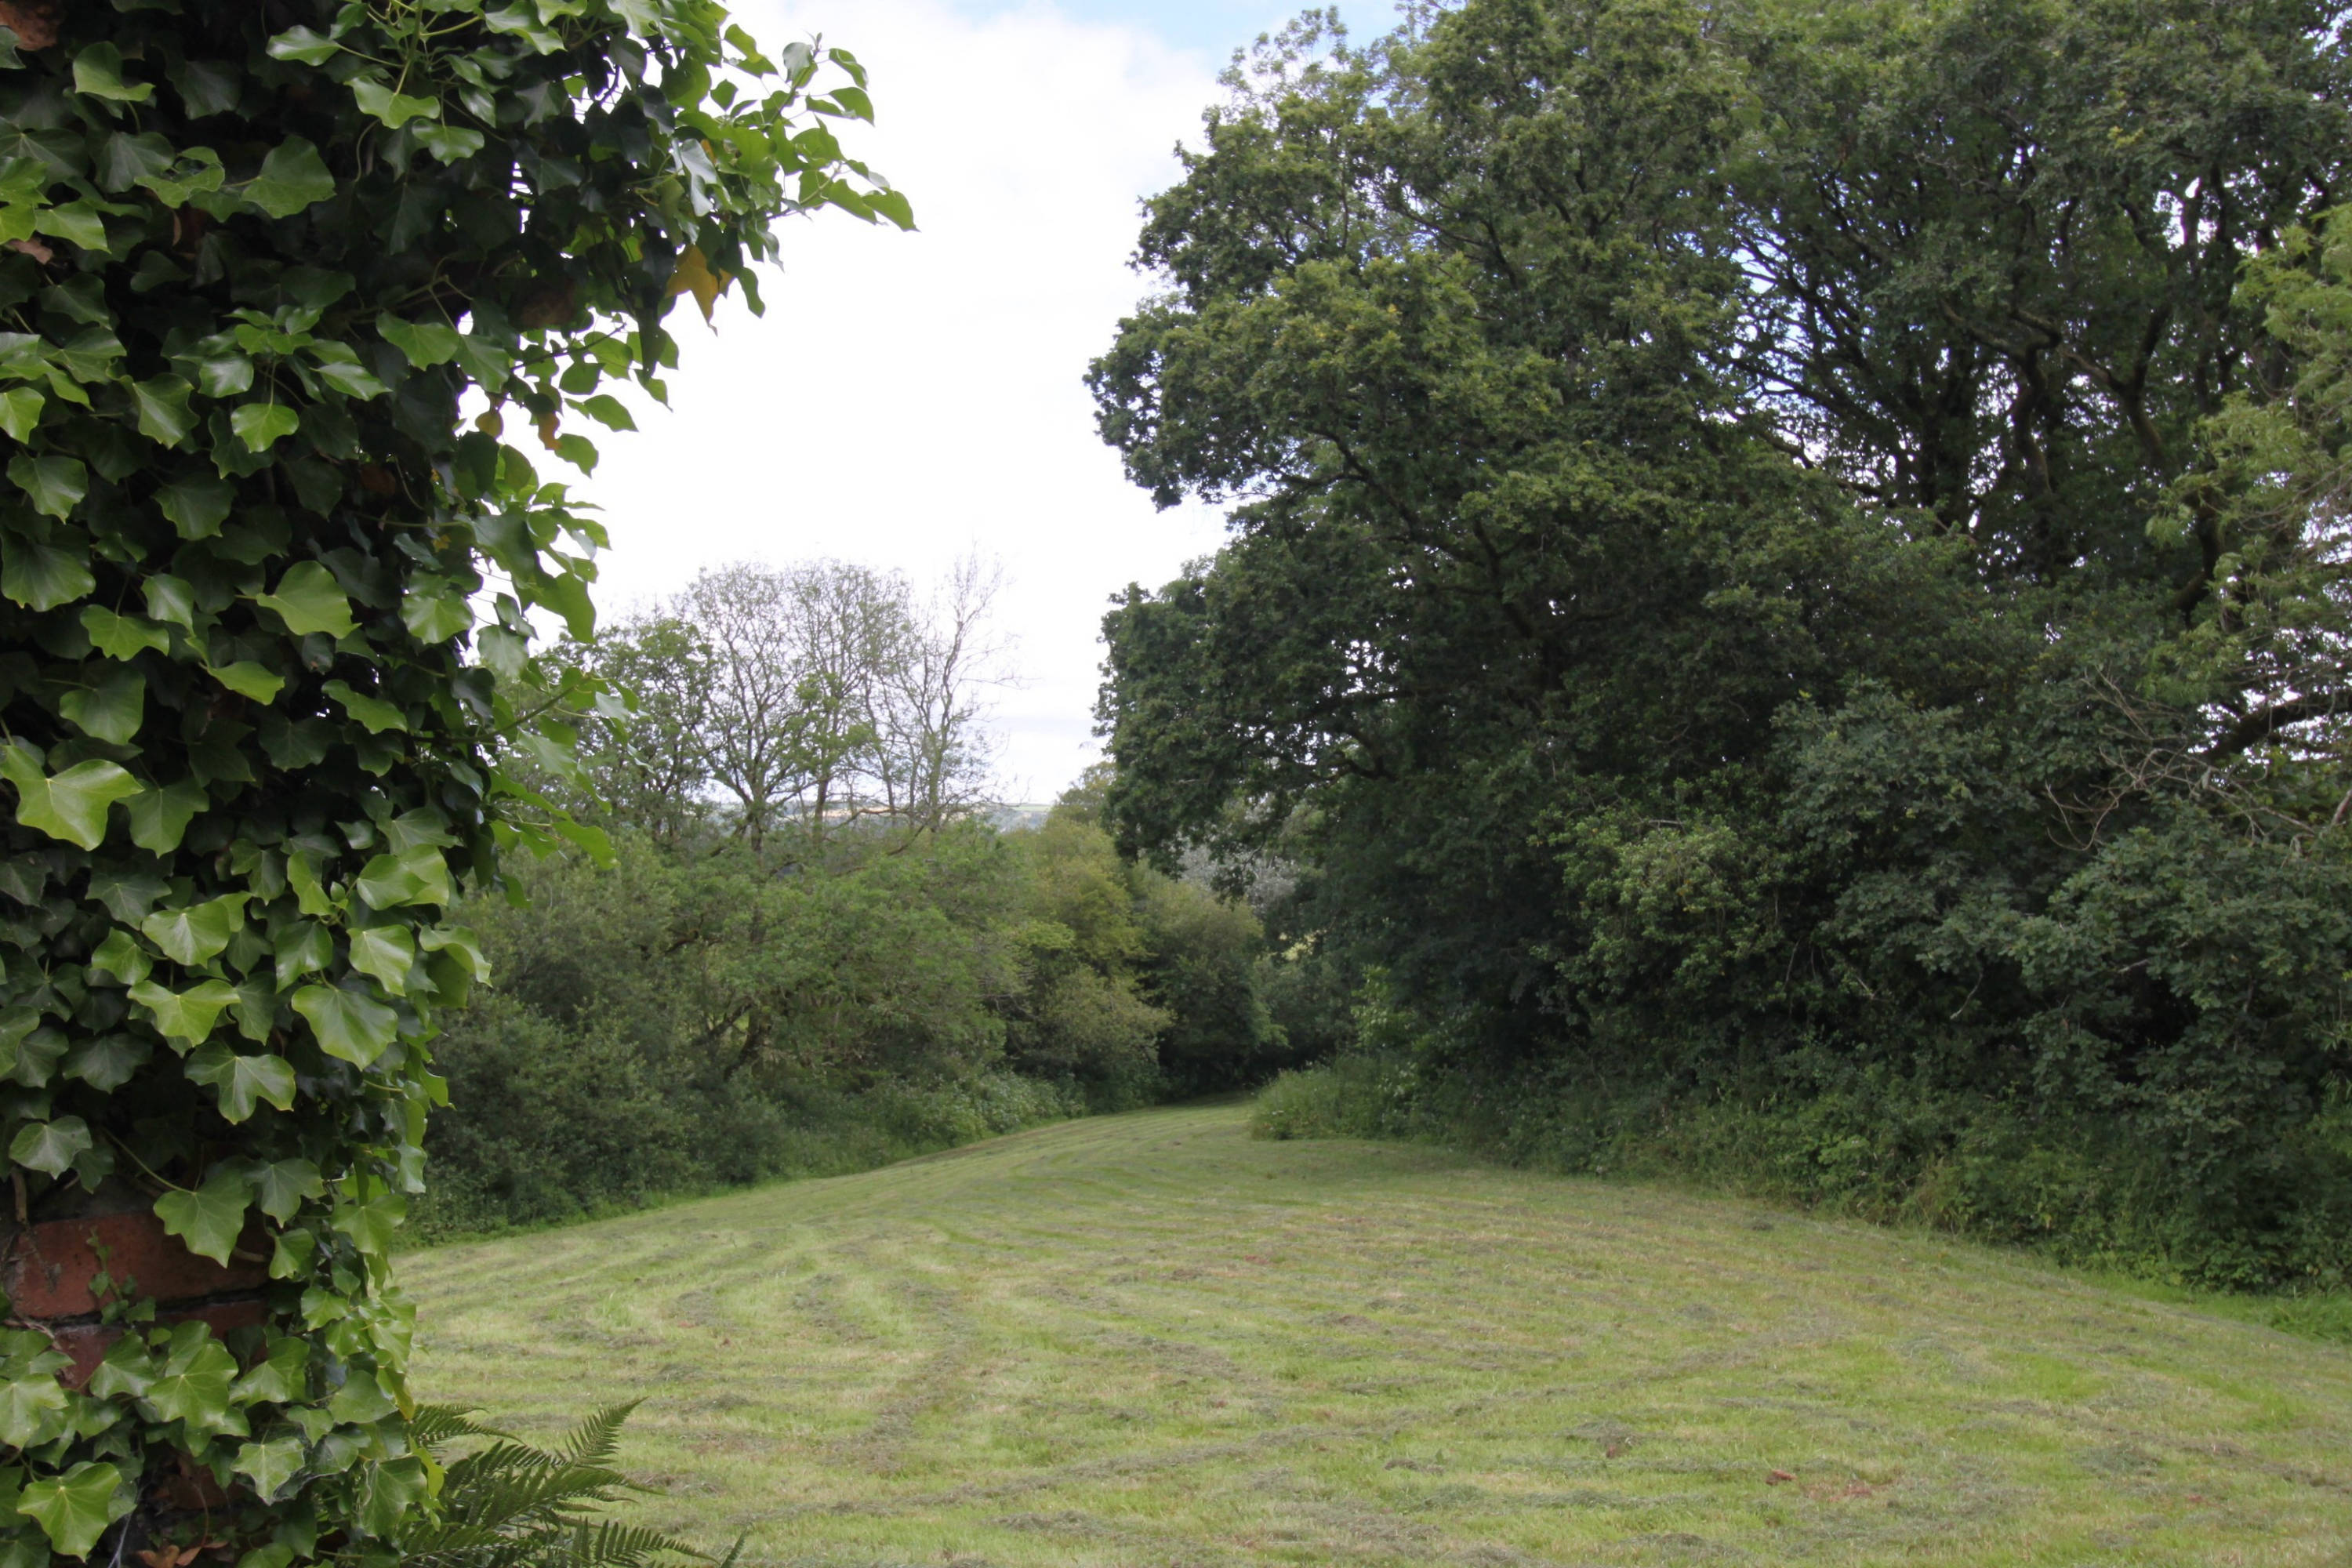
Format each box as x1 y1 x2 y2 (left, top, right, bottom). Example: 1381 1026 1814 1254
403 1105 2352 1567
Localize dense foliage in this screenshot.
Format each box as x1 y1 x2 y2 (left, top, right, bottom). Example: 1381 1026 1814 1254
1096 0 2352 1286
0 0 895 1559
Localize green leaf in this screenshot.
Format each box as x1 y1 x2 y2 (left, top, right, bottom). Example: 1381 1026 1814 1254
143 1324 239 1431
351 78 441 129
191 353 252 397
0 1374 65 1450
274 919 333 989
155 473 233 539
244 136 336 219
143 574 198 630
375 315 462 369
33 201 108 254
347 925 415 994
400 589 473 644
230 402 299 452
9 1116 91 1177
140 893 246 966
252 1158 323 1224
231 1435 305 1502
0 387 41 442
17 1461 129 1559
0 745 138 850
79 606 170 659
62 1035 147 1092
154 1171 251 1268
2 537 94 611
59 665 143 744
207 661 285 703
323 679 405 733
292 984 397 1068
94 132 174 195
252 561 356 638
129 375 196 447
89 930 152 987
266 26 343 65
8 453 86 519
129 977 239 1048
577 394 637 433
229 1336 308 1405
356 844 455 910
186 1044 296 1123
126 779 209 853
71 43 153 103
85 1338 154 1403
414 125 487 165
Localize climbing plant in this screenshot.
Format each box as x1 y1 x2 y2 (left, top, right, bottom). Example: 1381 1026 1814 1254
0 0 901 1560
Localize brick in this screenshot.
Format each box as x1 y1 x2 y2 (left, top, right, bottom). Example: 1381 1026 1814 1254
5 1211 268 1318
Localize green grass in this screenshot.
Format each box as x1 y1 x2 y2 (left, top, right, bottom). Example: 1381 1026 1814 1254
404 1104 2352 1566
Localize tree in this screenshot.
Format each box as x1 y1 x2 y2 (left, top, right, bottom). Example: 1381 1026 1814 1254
0 2 902 1560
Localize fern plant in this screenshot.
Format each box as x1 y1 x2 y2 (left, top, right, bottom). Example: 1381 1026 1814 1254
354 1404 727 1568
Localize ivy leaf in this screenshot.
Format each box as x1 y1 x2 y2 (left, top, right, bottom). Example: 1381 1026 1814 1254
143 575 198 630
126 779 209 854
252 1158 323 1224
140 893 246 966
400 588 473 644
207 661 285 703
333 1192 406 1260
185 1044 296 1123
94 132 175 195
143 1326 239 1432
292 984 397 1068
79 606 170 660
59 665 144 744
228 1335 309 1403
666 245 731 322
7 453 86 519
85 1338 154 1403
2 537 95 611
16 1461 130 1559
347 925 415 994
154 1171 252 1267
231 1435 305 1502
287 854 339 920
252 561 355 638
375 315 462 369
129 375 196 447
230 403 299 452
62 1035 147 1092
0 386 41 441
323 679 405 733
0 1373 66 1450
243 136 336 219
155 473 233 539
273 919 333 989
0 744 139 850
129 977 239 1048
266 27 343 66
71 43 153 103
89 930 152 988
9 1116 92 1177
328 1372 397 1426
351 79 441 129
414 125 487 164
356 844 456 910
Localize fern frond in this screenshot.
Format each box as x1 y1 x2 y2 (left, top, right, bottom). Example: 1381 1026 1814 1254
554 1402 642 1469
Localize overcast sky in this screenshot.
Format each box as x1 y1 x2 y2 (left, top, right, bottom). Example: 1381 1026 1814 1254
567 0 1361 802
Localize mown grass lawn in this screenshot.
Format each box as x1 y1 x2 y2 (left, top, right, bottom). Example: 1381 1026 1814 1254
403 1104 2352 1566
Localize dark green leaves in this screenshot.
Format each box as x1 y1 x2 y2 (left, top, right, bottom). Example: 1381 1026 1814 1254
15 1461 129 1558
253 561 357 637
243 136 336 218
71 44 153 104
154 472 232 538
292 984 397 1067
7 454 85 519
377 315 463 368
0 746 139 850
186 1044 297 1122
154 1170 252 1266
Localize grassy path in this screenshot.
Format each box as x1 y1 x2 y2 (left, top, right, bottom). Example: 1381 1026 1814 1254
404 1104 2352 1566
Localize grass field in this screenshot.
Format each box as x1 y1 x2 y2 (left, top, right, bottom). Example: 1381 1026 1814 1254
403 1104 2352 1566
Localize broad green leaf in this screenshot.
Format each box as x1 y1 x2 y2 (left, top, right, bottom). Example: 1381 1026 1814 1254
62 1035 146 1092
351 79 440 129
79 606 169 659
577 394 637 432
7 453 85 519
0 745 138 850
59 665 143 744
324 679 405 733
400 588 472 644
266 27 342 66
414 125 486 164
137 148 226 208
347 925 415 993
0 387 40 441
127 779 209 853
335 1192 407 1259
9 1116 91 1177
85 1337 154 1401
143 574 198 630
274 919 333 989
154 473 232 539
376 315 462 369
230 402 299 452
16 1461 130 1559
244 136 335 219
140 893 246 966
186 1044 296 1123
208 661 285 703
231 1435 305 1501
89 930 152 987
228 1335 309 1404
328 1373 397 1426
252 1158 323 1224
253 561 355 637
287 854 339 919
154 1171 251 1267
0 1374 65 1450
143 1325 238 1431
2 537 94 611
129 375 195 447
129 977 238 1047
191 353 252 397
292 984 397 1068
95 132 174 194
2 1027 63 1089
355 844 453 910
71 43 154 103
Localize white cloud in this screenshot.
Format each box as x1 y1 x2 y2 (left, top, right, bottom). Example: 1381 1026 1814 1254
564 0 1230 802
